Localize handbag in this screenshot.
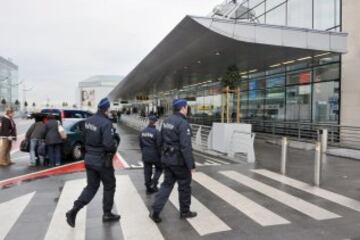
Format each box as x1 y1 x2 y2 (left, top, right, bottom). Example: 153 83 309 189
20 139 30 152
58 123 67 140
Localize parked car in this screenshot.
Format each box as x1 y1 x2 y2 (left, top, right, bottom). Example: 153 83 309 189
62 118 120 161
40 108 93 120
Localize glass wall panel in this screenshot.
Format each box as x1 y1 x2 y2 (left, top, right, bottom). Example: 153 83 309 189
265 88 285 120
266 3 286 26
266 75 285 88
266 0 286 10
249 78 265 90
314 0 336 30
248 90 265 119
249 0 264 8
240 80 248 91
251 2 266 17
312 81 339 123
240 92 249 118
313 63 340 82
286 85 311 121
287 0 313 28
287 70 312 85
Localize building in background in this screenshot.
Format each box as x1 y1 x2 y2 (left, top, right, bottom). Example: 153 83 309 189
109 0 360 130
0 56 19 107
77 75 123 111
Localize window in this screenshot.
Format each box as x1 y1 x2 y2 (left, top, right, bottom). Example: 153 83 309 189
266 75 285 88
266 3 286 26
265 88 285 120
286 85 311 121
287 0 313 28
249 78 265 90
266 0 286 11
248 90 265 119
314 0 336 30
287 70 312 85
312 81 339 123
313 63 340 82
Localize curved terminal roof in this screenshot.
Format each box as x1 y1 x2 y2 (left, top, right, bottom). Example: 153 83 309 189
109 16 347 100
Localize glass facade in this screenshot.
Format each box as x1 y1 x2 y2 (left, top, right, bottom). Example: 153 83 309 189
155 54 341 125
238 0 341 31
0 57 19 104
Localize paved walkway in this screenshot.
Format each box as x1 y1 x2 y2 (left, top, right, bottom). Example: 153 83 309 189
1 123 360 240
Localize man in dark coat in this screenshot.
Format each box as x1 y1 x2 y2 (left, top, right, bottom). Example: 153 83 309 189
0 107 17 166
45 114 63 166
139 115 162 194
150 99 197 223
66 97 120 228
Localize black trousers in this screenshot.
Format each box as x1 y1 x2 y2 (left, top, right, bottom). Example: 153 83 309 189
143 161 163 189
74 165 116 213
152 165 192 214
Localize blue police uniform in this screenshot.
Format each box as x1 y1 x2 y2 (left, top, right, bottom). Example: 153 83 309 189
152 106 196 216
139 121 163 192
67 98 120 227
73 111 118 213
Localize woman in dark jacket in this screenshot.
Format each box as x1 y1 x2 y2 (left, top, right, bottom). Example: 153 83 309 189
45 114 63 166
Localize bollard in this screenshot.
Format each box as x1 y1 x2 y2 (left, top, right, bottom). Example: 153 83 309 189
314 141 322 187
281 137 288 175
321 129 328 153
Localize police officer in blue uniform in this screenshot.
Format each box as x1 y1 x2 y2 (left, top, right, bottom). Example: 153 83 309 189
66 98 120 228
139 115 163 194
150 99 197 223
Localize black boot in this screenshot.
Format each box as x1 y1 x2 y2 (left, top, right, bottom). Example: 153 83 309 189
149 211 162 223
180 211 197 219
102 212 121 222
146 187 156 195
66 208 80 228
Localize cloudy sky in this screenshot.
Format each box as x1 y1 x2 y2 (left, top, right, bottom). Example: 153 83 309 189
0 0 220 106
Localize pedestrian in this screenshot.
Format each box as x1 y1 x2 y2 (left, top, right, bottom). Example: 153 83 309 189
66 97 120 228
44 114 63 166
25 115 46 166
139 115 163 194
150 99 197 223
0 107 17 166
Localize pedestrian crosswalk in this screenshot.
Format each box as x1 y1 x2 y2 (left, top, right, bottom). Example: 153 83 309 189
1 169 360 240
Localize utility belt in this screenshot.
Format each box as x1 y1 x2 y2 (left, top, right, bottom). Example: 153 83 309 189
86 148 114 168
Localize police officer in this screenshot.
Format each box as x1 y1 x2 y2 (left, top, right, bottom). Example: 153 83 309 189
66 98 120 228
139 115 163 194
150 99 197 223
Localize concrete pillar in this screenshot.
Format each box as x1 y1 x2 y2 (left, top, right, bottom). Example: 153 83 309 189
341 0 360 127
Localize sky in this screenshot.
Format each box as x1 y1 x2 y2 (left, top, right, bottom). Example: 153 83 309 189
0 0 221 106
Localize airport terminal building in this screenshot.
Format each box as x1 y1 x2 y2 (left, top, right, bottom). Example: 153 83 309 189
109 0 360 130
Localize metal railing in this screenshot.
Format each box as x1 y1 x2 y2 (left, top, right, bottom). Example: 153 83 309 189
188 116 360 150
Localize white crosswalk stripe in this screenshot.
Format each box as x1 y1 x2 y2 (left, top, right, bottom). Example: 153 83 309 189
192 172 290 226
252 169 360 213
0 192 35 240
44 179 87 240
220 171 341 220
169 187 232 236
115 175 164 240
157 175 231 236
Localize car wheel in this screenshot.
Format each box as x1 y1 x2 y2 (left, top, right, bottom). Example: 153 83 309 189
72 143 84 161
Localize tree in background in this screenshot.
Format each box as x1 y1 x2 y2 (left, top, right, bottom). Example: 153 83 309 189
24 101 28 108
62 102 69 107
14 99 20 111
87 101 92 107
72 104 77 108
32 102 36 107
1 99 6 111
